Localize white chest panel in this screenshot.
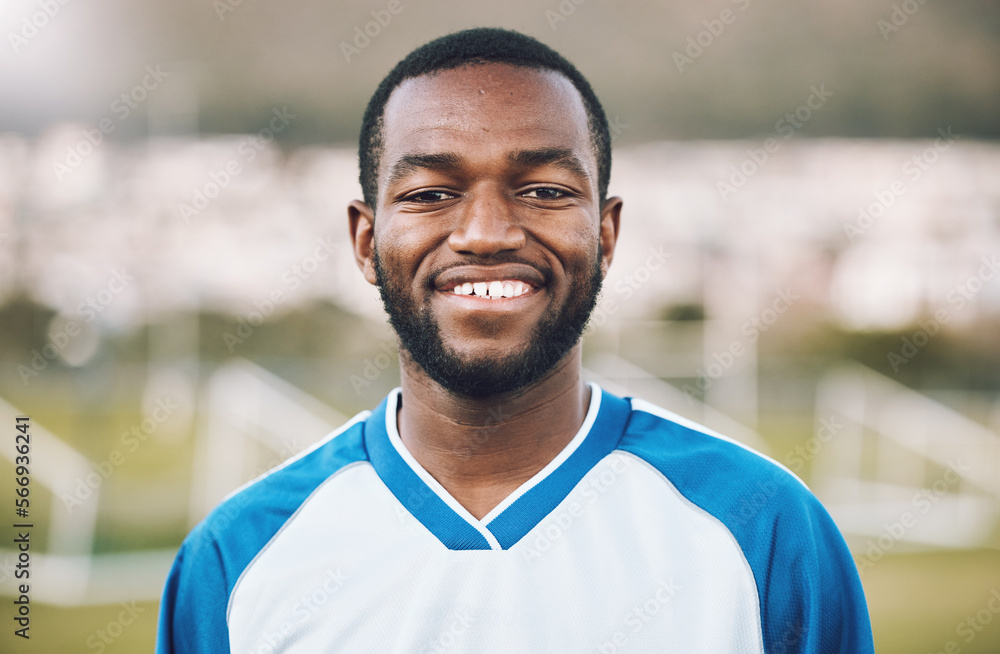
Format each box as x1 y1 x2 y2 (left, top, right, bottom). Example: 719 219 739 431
228 453 764 654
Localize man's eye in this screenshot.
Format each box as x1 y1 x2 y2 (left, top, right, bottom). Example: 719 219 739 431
405 190 454 203
522 187 566 199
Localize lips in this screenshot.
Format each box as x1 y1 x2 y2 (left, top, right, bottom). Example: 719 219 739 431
434 264 547 300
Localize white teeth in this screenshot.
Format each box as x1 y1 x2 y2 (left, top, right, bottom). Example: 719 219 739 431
453 281 533 298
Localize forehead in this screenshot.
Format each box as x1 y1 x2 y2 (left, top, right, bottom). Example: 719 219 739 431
379 63 593 181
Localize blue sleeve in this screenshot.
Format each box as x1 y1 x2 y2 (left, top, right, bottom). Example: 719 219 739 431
620 412 874 653
748 479 874 653
156 522 232 653
155 419 369 653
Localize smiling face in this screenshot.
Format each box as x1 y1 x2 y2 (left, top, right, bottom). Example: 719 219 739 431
349 62 621 398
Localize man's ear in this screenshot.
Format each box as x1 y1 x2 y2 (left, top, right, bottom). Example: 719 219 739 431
348 200 378 285
599 196 623 277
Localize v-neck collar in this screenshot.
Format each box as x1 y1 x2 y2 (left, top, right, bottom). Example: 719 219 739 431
363 383 633 550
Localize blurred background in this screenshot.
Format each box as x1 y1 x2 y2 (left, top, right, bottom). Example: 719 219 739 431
2 0 999 651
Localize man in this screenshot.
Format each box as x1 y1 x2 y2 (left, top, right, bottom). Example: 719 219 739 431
157 27 874 653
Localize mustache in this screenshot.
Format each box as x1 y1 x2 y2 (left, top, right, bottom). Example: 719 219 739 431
427 255 554 287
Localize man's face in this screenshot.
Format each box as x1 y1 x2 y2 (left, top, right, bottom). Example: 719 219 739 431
352 63 620 398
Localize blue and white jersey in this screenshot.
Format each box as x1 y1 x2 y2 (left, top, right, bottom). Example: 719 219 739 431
156 384 873 653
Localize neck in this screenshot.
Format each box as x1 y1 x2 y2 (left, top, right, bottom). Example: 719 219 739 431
395 345 591 520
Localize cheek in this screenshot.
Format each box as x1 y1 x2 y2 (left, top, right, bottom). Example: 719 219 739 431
374 225 426 277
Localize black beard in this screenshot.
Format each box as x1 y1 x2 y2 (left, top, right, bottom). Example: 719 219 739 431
372 247 603 399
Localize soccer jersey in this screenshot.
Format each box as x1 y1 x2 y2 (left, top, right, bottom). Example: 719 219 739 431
156 384 874 653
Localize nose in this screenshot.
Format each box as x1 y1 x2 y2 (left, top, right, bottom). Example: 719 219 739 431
447 190 526 257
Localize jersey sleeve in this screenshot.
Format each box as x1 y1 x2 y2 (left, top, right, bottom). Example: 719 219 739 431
156 522 232 653
619 407 874 653
752 477 874 653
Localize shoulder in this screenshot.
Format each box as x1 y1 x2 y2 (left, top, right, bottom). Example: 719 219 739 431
615 396 873 653
618 397 812 530
170 410 370 602
195 411 370 559
157 411 372 652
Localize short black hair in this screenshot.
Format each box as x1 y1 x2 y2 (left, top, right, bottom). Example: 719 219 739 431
358 27 611 210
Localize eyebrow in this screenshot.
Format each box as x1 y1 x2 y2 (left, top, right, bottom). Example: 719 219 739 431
384 147 591 188
386 152 464 188
507 147 590 181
